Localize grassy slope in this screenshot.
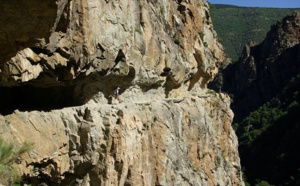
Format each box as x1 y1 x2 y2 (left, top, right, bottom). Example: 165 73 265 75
209 4 300 61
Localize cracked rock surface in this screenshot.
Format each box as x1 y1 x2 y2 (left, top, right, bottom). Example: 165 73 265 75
0 0 243 185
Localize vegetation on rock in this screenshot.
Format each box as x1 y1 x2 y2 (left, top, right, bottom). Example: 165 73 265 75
237 73 300 185
0 138 33 185
0 0 243 185
209 4 300 61
209 11 300 185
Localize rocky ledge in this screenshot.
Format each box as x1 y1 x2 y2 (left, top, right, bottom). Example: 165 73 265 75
0 0 243 185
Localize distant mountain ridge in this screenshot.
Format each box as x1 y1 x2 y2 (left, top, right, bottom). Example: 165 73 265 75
210 4 300 61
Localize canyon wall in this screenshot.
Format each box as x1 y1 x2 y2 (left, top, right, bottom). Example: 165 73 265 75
211 12 300 121
0 0 243 185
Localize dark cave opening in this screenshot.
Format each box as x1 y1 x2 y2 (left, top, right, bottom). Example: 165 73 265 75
0 85 79 115
0 63 137 115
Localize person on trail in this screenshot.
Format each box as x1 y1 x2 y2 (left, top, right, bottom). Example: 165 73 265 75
114 86 120 100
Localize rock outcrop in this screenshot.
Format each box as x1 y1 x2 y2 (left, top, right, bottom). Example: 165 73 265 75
1 93 241 185
210 12 300 121
209 11 300 186
0 0 243 185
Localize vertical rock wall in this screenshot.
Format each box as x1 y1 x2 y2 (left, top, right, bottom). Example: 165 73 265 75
1 93 242 185
0 0 243 185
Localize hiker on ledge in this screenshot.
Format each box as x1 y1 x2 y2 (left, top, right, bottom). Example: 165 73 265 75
114 86 120 100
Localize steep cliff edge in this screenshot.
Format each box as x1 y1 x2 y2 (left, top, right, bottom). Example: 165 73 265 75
0 0 243 185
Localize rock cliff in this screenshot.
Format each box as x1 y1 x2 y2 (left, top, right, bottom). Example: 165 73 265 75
0 0 243 185
210 12 300 121
209 11 300 185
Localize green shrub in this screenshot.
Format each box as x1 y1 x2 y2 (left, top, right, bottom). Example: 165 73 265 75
0 164 20 186
174 38 182 45
0 139 14 165
217 37 223 43
255 180 274 186
0 138 33 185
135 28 142 34
206 89 216 95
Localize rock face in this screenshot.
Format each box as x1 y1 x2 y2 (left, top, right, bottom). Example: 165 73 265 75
210 12 300 121
1 94 241 185
0 0 243 185
209 12 300 185
0 0 58 63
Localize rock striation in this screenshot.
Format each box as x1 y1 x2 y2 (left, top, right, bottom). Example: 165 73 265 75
0 0 243 185
1 94 241 185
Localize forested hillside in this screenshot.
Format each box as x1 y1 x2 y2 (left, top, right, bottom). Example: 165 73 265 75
209 4 300 61
209 12 300 185
237 73 300 185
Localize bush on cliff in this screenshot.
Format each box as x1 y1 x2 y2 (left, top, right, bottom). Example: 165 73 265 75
0 138 33 185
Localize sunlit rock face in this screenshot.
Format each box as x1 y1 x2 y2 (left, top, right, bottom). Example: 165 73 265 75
0 0 243 185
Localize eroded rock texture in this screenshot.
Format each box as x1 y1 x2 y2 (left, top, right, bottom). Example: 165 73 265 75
1 94 241 185
0 0 243 185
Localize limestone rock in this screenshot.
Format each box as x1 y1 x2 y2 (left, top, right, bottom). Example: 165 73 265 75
0 0 224 95
0 0 243 185
1 93 242 185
